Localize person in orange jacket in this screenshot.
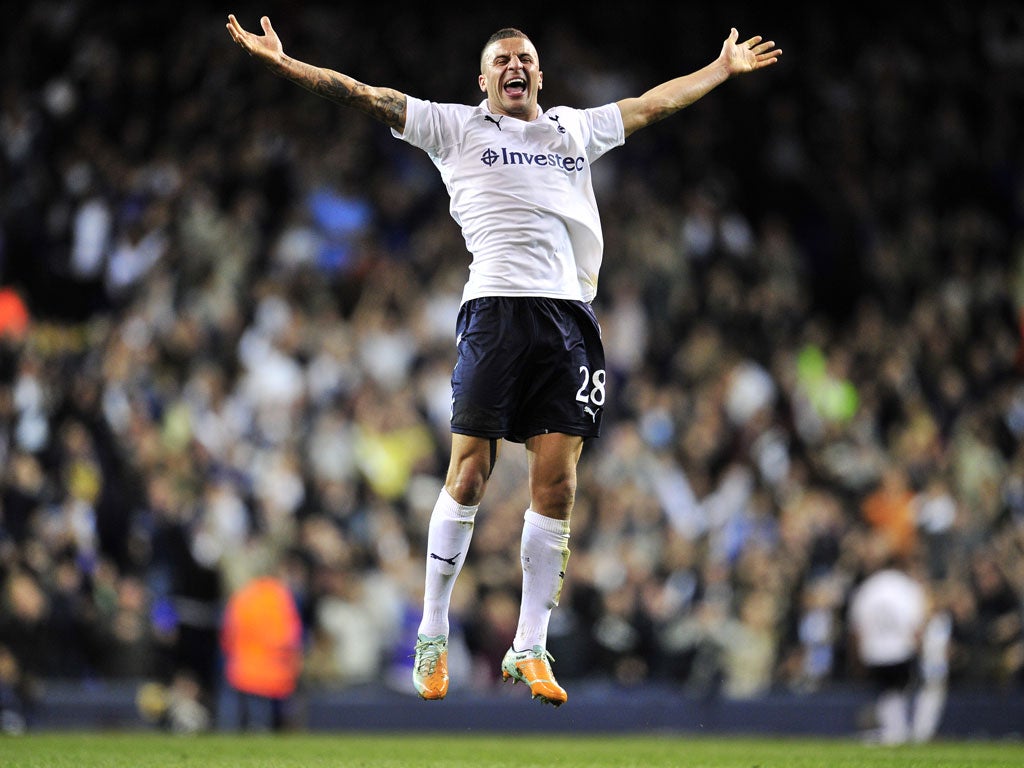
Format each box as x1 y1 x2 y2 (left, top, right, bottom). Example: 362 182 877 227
220 573 303 731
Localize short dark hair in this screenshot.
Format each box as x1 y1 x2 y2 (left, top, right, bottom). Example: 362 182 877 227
480 28 533 71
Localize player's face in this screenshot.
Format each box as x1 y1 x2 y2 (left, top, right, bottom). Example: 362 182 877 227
479 37 542 120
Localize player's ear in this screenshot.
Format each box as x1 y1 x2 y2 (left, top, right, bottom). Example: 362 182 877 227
479 74 487 92
538 70 543 89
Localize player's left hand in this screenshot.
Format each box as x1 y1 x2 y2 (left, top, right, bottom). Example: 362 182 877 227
720 27 782 75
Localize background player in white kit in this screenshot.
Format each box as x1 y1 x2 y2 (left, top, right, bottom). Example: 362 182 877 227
226 13 781 706
848 544 931 744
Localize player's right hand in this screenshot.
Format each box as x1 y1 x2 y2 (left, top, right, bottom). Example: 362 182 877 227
225 14 284 62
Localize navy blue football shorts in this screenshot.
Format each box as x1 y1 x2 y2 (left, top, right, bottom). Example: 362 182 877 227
450 296 607 443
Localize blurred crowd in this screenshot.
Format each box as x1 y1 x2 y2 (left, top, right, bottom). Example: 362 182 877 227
2 0 1024 732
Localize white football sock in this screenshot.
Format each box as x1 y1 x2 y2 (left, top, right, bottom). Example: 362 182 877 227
877 691 911 745
912 682 946 743
418 488 477 638
513 509 570 651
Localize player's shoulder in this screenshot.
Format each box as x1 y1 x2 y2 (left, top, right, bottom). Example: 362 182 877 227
542 104 590 121
432 98 494 127
547 103 616 115
546 102 623 134
409 96 477 115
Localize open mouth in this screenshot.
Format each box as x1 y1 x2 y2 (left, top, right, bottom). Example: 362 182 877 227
503 77 527 96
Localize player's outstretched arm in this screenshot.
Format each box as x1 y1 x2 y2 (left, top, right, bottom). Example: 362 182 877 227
226 14 407 131
617 27 781 137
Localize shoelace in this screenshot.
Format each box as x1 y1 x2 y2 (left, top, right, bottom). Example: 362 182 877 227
414 640 444 674
521 646 555 666
512 647 557 681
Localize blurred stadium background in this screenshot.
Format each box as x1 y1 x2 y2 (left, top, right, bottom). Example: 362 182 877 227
1 0 1023 739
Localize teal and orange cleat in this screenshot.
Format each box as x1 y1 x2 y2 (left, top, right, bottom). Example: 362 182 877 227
412 633 449 700
500 645 567 706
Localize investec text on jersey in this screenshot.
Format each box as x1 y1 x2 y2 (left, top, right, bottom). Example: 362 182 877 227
480 147 586 172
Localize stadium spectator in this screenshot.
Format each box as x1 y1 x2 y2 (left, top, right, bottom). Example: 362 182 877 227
0 643 30 734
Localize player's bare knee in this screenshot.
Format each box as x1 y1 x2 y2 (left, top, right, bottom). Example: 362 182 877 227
446 439 495 504
446 469 487 506
532 478 576 518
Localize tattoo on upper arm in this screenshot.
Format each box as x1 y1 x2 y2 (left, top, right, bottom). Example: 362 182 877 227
373 93 405 130
294 63 405 129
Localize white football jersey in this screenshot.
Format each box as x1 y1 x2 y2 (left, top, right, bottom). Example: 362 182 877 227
393 97 625 304
848 569 928 666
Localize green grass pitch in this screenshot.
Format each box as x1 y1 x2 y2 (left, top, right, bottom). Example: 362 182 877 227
3 732 1024 768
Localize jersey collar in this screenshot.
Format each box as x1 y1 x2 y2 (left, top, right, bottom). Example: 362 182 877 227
479 100 546 123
